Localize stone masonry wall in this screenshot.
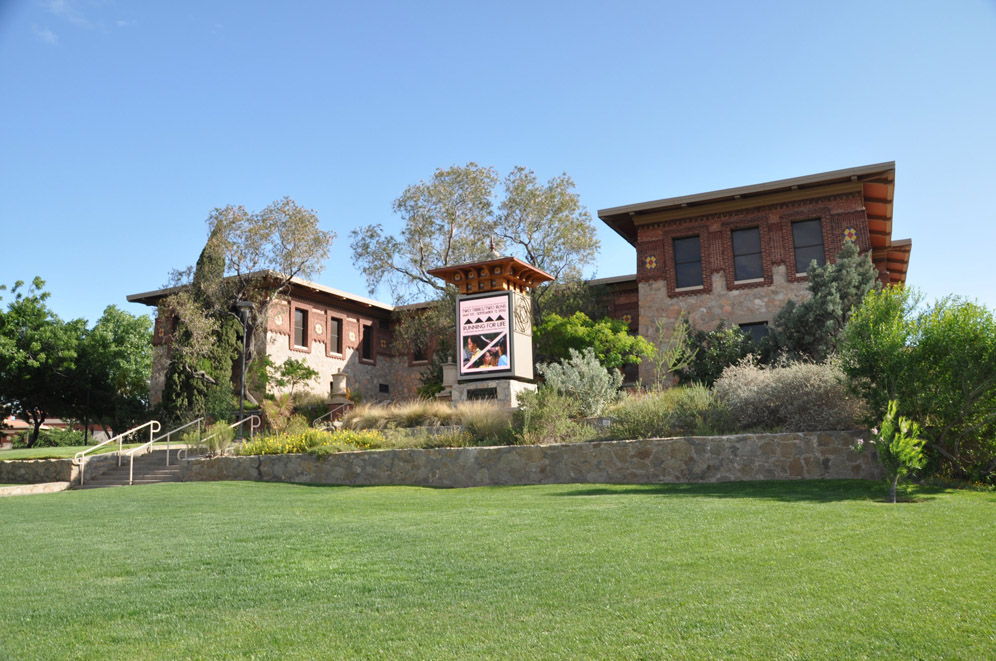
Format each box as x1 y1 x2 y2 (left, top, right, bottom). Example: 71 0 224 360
181 431 880 487
0 452 119 485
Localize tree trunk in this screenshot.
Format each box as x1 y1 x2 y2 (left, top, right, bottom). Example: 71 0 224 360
889 473 899 504
25 410 45 449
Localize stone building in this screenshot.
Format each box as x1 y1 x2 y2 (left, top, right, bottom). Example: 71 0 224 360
597 162 911 383
129 162 912 403
128 276 429 406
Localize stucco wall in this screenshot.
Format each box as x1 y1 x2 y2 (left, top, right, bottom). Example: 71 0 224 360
181 431 880 487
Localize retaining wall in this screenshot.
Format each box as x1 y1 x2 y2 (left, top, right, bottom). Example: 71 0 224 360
181 431 880 488
0 453 119 485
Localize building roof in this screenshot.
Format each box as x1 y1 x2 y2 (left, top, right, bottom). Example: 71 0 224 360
427 256 554 294
597 161 911 284
127 271 395 313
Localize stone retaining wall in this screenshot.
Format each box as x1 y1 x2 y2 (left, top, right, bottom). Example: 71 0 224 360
0 453 119 485
181 431 880 487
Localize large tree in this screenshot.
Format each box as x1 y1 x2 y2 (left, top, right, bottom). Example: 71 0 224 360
350 163 600 306
0 278 83 447
160 198 334 422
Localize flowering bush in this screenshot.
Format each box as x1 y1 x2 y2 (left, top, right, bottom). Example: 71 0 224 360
236 429 384 456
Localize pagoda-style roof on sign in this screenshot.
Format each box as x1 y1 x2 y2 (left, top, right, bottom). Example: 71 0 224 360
427 256 554 295
597 161 912 285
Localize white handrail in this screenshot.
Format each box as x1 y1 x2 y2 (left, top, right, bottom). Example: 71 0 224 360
75 420 161 486
312 403 350 428
124 417 204 486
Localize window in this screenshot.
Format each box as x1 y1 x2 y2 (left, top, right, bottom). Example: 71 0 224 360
294 309 307 347
739 321 769 344
412 341 428 363
731 227 763 281
378 383 389 394
792 219 825 274
673 236 703 289
328 317 342 354
360 324 373 361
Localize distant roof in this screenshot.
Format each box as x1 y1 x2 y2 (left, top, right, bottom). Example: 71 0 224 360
598 162 897 246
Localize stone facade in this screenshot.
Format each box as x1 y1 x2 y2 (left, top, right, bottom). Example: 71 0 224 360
180 431 880 487
0 453 119 485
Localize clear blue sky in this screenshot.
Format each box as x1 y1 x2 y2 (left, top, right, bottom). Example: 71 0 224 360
2 1 994 324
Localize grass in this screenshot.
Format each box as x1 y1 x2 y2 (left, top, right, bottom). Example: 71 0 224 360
0 481 993 659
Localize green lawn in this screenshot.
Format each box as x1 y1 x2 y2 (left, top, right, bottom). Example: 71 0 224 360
0 481 993 659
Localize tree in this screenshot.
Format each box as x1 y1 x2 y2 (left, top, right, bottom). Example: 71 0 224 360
769 242 881 362
71 305 153 439
676 323 754 387
842 288 996 481
857 400 927 503
159 197 334 422
350 163 599 305
534 312 654 371
269 358 319 396
0 278 83 448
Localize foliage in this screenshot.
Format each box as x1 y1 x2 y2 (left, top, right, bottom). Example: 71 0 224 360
71 305 153 436
196 421 235 457
515 388 598 445
608 385 723 440
534 312 653 372
262 393 295 433
455 401 515 446
236 429 384 456
713 358 865 432
0 277 84 447
350 163 599 305
11 427 86 449
842 289 996 481
648 312 697 389
768 242 880 361
268 358 319 395
856 400 927 503
537 347 623 417
676 323 754 387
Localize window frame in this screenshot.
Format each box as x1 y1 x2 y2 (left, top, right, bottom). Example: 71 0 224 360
326 313 344 357
791 218 826 275
731 226 764 283
672 235 704 290
292 306 309 352
359 321 375 364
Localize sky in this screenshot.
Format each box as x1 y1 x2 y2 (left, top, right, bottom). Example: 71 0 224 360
1 0 994 325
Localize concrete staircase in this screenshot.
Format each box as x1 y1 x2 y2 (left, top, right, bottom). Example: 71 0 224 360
76 449 183 489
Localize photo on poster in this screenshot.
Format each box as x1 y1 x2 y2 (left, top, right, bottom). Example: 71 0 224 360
458 294 512 376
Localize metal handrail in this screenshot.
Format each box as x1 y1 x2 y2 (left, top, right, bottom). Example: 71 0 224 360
312 403 350 428
74 420 161 486
179 415 261 461
124 417 204 486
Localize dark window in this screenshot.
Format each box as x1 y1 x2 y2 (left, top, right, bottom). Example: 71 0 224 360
329 317 342 354
412 342 427 362
673 236 703 288
294 309 307 347
378 319 390 331
378 383 389 394
739 322 769 344
361 324 373 361
792 219 825 274
731 228 763 281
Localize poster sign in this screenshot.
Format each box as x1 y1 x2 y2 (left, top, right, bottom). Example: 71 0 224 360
458 293 512 377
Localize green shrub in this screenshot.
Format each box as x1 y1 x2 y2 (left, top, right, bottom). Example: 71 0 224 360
12 427 87 448
236 429 384 456
856 400 927 503
609 384 723 439
202 421 234 456
842 288 996 482
713 358 864 432
515 388 597 445
537 347 622 417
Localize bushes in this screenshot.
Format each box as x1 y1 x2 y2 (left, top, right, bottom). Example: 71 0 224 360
609 384 723 439
12 428 87 448
537 347 622 417
515 389 597 445
341 400 514 446
236 429 384 456
714 358 864 432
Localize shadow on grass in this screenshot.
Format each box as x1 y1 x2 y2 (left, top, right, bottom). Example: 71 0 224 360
548 480 955 504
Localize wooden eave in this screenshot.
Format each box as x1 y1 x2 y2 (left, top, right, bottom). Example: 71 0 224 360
427 256 554 294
